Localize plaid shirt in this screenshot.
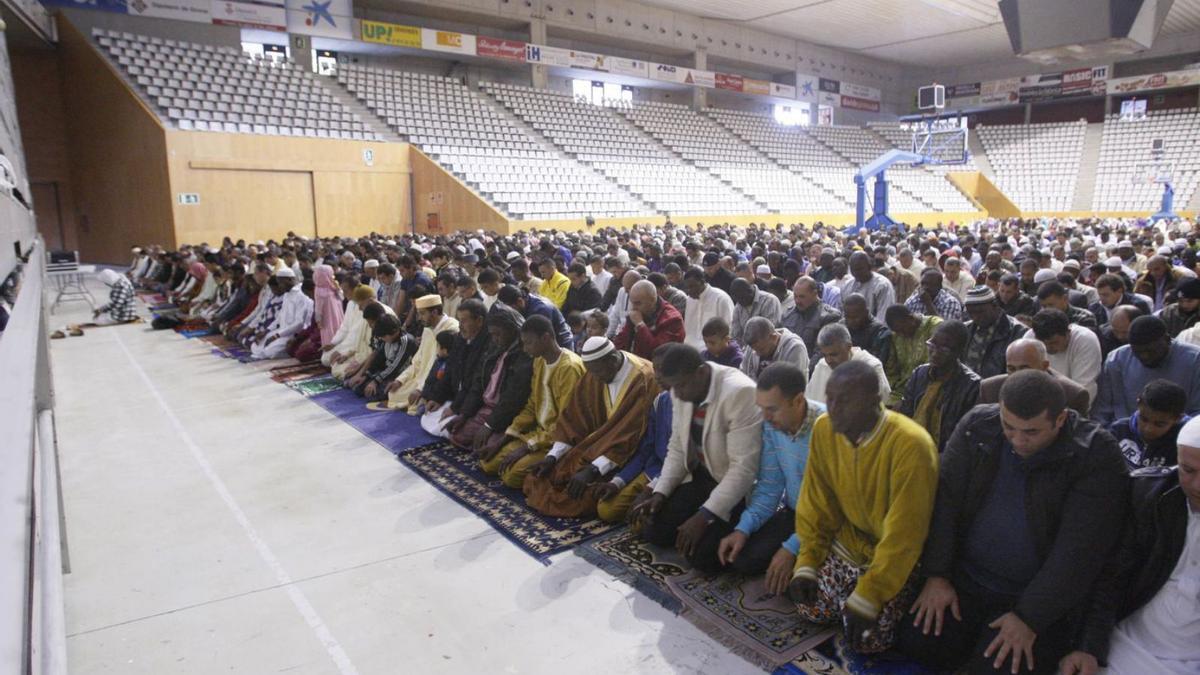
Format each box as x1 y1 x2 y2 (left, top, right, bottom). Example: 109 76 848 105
104 278 137 322
904 289 963 321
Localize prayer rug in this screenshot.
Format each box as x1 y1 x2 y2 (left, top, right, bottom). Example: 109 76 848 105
308 388 438 452
211 344 251 360
394 441 621 563
268 361 330 383
199 334 235 348
778 638 930 675
173 320 209 333
665 569 835 670
284 375 343 397
178 328 211 338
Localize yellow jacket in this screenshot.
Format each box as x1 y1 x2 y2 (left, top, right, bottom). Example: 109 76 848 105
504 349 585 451
793 411 938 618
540 271 571 309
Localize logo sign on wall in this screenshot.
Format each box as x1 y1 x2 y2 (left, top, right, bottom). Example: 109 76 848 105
840 81 880 101
650 63 687 84
819 91 839 107
770 82 796 98
795 75 818 102
687 70 715 88
743 78 770 96
569 50 605 70
421 28 476 55
211 1 286 31
841 95 880 112
715 73 744 91
285 0 351 40
946 82 981 99
818 77 840 94
128 0 210 23
525 44 572 67
606 56 648 78
476 36 527 62
360 19 421 48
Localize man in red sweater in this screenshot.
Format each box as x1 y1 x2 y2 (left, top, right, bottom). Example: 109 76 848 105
614 280 684 359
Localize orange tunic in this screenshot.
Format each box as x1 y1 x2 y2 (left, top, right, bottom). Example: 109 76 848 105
523 352 658 517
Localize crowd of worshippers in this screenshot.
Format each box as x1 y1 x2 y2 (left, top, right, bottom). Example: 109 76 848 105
123 218 1200 675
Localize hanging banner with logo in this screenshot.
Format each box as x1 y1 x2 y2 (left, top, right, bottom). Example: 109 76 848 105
1060 67 1093 96
795 74 819 102
41 0 129 15
979 77 1020 105
210 1 285 30
524 43 572 67
840 81 880 102
128 0 211 23
568 49 604 70
1018 72 1062 103
421 28 475 56
819 91 839 107
360 19 421 48
606 56 648 78
818 77 840 94
285 0 351 40
475 36 526 62
1108 68 1200 94
687 69 715 88
841 95 880 112
649 62 688 84
946 82 981 99
742 78 770 96
770 82 796 99
715 73 744 92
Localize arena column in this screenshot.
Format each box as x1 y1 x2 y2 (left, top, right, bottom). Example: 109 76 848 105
530 16 548 89
692 47 707 110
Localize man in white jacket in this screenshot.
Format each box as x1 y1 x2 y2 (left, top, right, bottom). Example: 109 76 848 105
630 343 763 573
1031 308 1102 400
250 268 313 361
682 267 734 351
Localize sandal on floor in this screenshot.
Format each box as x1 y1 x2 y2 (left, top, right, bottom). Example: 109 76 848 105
69 327 84 337
51 330 66 339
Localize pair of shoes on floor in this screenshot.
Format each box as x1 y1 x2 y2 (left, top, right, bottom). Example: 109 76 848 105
51 327 85 339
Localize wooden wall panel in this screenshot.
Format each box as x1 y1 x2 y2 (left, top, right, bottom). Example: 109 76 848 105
57 17 174 264
166 130 412 244
409 147 508 235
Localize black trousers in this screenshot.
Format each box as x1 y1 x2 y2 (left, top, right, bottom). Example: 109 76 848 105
727 508 795 576
642 468 742 574
897 572 1074 675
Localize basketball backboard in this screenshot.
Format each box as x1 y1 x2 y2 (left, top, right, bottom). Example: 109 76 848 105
910 116 968 165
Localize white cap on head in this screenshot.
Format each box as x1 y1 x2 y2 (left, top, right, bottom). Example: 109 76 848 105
1033 269 1057 284
99 269 121 286
755 264 771 275
1105 256 1124 268
275 268 296 279
364 259 379 269
579 336 615 363
1177 416 1200 449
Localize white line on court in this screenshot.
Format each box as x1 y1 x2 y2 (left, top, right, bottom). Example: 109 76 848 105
110 329 361 675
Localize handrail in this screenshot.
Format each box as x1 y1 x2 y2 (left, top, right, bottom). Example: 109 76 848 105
0 240 67 674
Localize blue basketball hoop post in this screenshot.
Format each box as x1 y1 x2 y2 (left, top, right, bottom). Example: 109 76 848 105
1151 181 1177 222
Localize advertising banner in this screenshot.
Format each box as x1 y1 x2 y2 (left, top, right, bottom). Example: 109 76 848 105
770 82 796 99
947 82 981 99
285 0 352 40
716 72 744 91
128 0 210 23
819 91 840 107
1018 73 1062 103
1060 67 1093 95
743 78 770 96
524 44 572 67
475 36 526 62
840 81 880 101
841 95 880 112
360 19 421 48
818 77 840 94
979 77 1020 105
606 56 648 78
649 62 688 84
686 69 715 88
41 0 129 15
421 28 476 56
210 1 285 30
568 49 604 70
1108 69 1200 94
795 74 819 102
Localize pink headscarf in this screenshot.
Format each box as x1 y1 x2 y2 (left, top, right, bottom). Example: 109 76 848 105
313 264 344 343
189 262 208 281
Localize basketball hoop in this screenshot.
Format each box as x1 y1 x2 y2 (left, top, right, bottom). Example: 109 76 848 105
1130 162 1174 186
911 111 968 165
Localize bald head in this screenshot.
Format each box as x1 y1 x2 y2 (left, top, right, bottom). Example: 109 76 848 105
621 269 643 291
630 279 657 303
1005 338 1050 375
1111 305 1143 341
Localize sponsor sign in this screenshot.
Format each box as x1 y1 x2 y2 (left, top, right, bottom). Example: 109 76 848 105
568 49 604 70
795 74 819 102
127 0 210 23
770 82 796 99
1107 69 1200 94
41 0 129 15
210 1 285 30
947 82 981 99
1018 73 1062 103
840 81 880 101
285 0 352 40
742 78 770 96
716 72 744 91
475 36 526 62
841 95 880 112
421 28 476 55
524 43 572 67
606 56 648 78
1061 67 1093 95
819 91 839 107
649 62 688 84
686 69 715 88
818 77 840 94
360 19 421 48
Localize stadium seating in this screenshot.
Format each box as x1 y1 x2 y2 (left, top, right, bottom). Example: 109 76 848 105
92 29 378 140
1092 109 1200 213
976 120 1085 211
338 66 653 220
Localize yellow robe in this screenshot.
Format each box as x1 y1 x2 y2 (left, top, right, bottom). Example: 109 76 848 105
504 350 586 450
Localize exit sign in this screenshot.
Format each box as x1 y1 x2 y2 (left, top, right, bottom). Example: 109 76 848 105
178 193 200 205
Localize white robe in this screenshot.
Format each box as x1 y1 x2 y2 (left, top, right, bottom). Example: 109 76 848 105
683 285 734 350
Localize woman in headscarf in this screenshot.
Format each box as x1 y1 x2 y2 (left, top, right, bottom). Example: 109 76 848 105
312 264 344 344
323 280 369 368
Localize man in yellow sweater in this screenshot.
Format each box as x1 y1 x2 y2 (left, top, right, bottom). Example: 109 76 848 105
537 257 571 310
789 360 939 653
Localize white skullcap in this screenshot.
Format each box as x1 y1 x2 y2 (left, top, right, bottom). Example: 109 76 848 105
275 268 296 279
579 336 615 362
98 269 121 286
1177 416 1200 448
755 264 771 275
131 246 142 254
1157 246 1173 255
1105 257 1124 267
1033 269 1057 284
1118 240 1133 248
506 251 522 261
364 259 379 269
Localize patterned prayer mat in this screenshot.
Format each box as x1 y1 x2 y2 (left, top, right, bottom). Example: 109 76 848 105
575 529 929 675
308 388 437 453
269 361 330 383
666 569 835 669
284 375 343 397
394 441 621 563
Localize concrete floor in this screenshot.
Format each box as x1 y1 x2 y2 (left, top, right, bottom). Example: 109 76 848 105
49 280 761 675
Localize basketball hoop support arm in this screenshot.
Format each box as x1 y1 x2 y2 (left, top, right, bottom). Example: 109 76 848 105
1151 181 1177 222
850 149 925 233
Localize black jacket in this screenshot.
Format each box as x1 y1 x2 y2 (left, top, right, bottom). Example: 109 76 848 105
848 319 892 367
897 361 981 453
562 280 602 315
963 313 1028 379
446 331 492 412
1078 466 1188 663
922 405 1129 635
1089 294 1152 327
1000 292 1038 318
458 339 533 432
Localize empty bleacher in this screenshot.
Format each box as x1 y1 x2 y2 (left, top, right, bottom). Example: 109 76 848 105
976 120 1086 211
1092 109 1200 213
93 29 378 140
338 65 652 220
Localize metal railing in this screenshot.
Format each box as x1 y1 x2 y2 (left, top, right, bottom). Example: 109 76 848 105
0 239 68 675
